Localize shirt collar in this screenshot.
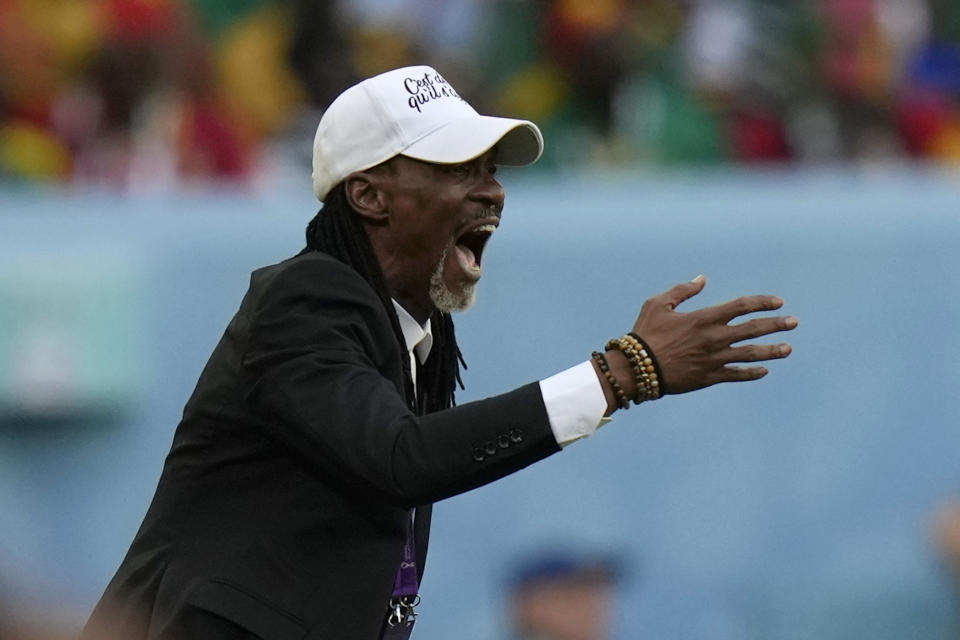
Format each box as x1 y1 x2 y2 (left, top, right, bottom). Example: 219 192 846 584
391 300 433 365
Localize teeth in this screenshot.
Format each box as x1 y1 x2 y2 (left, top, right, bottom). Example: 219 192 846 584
474 224 496 234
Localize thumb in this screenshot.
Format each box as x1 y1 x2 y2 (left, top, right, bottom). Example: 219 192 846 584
663 274 706 310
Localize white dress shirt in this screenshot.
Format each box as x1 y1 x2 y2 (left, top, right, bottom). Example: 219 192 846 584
392 301 608 447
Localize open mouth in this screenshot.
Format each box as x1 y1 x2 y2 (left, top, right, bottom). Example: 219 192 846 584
452 221 497 281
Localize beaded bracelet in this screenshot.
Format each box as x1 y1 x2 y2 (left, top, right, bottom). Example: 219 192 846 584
605 337 656 403
604 335 662 404
629 332 665 394
619 335 660 401
591 351 630 410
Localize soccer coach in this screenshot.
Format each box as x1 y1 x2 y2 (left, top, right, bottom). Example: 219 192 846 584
82 65 797 640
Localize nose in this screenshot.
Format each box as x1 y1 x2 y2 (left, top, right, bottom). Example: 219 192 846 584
469 172 505 214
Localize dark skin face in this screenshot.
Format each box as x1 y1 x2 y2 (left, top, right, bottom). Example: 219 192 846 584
345 149 505 323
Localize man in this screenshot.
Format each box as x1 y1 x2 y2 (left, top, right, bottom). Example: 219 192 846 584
82 65 797 639
506 550 623 640
934 500 960 586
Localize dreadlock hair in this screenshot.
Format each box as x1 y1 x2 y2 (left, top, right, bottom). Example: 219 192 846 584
299 183 464 413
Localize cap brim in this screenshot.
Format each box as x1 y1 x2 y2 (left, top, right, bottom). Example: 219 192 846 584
401 115 543 166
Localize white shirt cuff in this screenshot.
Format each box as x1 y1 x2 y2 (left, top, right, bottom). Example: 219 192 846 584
539 360 610 448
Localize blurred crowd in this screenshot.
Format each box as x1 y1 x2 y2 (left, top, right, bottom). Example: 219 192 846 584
1 0 959 189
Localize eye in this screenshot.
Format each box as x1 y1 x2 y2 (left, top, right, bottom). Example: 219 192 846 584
446 163 470 176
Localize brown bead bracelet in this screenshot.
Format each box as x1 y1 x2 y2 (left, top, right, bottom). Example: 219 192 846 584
605 337 654 403
629 332 665 394
591 350 631 410
619 334 660 401
604 334 662 404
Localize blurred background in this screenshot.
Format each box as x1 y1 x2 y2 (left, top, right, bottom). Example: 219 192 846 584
2 0 960 183
1 0 960 638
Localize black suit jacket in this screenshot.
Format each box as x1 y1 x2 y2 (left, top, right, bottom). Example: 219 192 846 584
83 252 560 639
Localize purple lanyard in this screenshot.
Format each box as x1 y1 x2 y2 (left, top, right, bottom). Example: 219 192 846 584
382 356 422 638
391 509 419 597
383 510 419 638
395 358 422 600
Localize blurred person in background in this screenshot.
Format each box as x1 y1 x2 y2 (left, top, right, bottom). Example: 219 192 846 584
0 588 77 640
80 64 795 639
934 500 960 586
507 550 624 640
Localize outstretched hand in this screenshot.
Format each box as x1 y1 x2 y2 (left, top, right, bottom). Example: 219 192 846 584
632 275 797 395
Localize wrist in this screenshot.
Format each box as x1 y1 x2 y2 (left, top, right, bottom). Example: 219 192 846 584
590 350 637 416
590 333 664 416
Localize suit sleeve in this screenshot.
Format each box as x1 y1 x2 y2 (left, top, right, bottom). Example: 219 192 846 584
241 256 560 507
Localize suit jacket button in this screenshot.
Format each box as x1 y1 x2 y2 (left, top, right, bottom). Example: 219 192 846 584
472 448 485 462
497 434 511 449
509 429 524 443
484 441 498 456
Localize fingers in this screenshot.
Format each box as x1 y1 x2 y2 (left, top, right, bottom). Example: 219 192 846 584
704 294 784 323
655 275 706 311
633 278 795 394
721 343 792 363
714 365 769 383
679 336 791 392
727 315 798 344
696 343 790 389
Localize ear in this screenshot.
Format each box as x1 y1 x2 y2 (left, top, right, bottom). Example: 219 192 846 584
344 172 390 225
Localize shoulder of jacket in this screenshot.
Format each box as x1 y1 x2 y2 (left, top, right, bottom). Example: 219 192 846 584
246 252 398 342
251 252 373 297
244 251 402 369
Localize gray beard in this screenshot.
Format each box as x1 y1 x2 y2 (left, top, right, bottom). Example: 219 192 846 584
429 243 476 313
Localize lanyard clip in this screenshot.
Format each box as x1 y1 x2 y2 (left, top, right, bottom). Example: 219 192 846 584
387 596 421 627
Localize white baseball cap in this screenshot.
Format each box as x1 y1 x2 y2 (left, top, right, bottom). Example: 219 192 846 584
311 65 544 200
